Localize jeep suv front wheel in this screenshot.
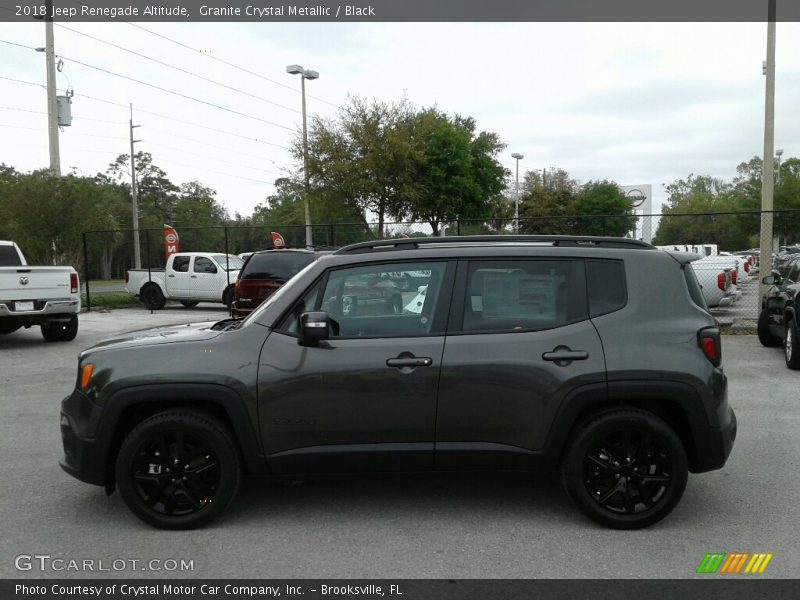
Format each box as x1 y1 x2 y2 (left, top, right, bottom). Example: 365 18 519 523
116 410 242 529
562 409 688 529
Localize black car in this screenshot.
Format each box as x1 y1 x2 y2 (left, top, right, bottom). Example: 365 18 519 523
60 236 736 530
757 257 800 369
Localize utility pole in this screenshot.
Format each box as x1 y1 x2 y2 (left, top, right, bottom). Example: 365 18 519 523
130 104 142 269
759 0 776 293
300 74 313 249
44 0 60 175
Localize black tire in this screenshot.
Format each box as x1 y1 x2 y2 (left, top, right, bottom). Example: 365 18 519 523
40 315 78 342
785 318 800 370
116 410 242 530
140 284 166 310
561 409 688 530
758 309 781 347
0 321 22 335
222 286 234 310
180 301 199 308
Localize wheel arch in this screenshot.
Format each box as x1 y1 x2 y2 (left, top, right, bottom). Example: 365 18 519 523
100 384 267 492
139 280 166 296
544 382 704 473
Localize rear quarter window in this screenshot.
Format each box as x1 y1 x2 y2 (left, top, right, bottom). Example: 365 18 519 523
586 260 627 317
683 264 709 311
0 245 22 266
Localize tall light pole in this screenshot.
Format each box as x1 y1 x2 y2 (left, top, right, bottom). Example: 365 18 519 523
511 153 524 233
287 64 319 249
759 0 777 292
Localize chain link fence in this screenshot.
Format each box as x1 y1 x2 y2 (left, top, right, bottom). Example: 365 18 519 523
81 210 800 332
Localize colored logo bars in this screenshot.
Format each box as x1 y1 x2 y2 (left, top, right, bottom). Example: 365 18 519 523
696 552 773 574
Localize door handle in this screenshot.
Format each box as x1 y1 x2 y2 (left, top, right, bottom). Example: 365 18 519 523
542 346 588 366
386 357 433 368
190 275 198 278
168 274 175 278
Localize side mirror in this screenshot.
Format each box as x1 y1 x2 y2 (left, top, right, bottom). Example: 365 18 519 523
763 274 778 285
299 311 330 345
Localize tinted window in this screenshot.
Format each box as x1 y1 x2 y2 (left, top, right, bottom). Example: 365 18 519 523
172 256 190 272
587 260 627 317
242 252 315 281
461 260 586 333
194 257 216 273
0 245 22 266
211 254 244 271
319 262 445 338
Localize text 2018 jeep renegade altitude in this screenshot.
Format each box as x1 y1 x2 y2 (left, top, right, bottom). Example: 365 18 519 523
60 236 736 530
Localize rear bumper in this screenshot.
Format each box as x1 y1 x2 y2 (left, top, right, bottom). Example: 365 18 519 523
692 405 737 473
0 299 80 324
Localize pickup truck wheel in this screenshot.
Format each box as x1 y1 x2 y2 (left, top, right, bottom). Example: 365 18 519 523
141 284 166 310
0 322 21 335
561 409 688 530
785 319 800 370
180 301 199 308
758 309 782 347
222 286 234 309
41 316 78 342
116 410 242 530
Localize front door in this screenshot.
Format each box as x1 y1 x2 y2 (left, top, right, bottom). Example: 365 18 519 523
257 260 454 473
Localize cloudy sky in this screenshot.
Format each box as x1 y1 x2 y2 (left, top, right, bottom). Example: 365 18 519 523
1 21 798 218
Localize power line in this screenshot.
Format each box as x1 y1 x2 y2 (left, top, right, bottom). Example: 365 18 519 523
126 22 341 109
0 39 37 51
55 24 301 114
55 53 298 132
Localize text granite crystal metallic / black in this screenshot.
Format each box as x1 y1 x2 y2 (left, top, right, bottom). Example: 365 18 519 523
60 235 737 530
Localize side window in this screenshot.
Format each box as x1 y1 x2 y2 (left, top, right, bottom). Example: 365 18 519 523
172 256 190 272
194 257 216 273
587 260 627 317
461 260 586 333
319 262 447 338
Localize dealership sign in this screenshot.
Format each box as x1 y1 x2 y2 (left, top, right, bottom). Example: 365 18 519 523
164 224 180 259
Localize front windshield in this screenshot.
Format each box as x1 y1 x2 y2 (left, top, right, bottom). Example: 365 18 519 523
212 254 245 271
239 259 320 327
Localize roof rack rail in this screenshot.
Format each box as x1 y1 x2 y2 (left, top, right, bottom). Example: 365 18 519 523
335 235 655 255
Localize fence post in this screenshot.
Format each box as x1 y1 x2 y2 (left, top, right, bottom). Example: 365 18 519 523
82 232 91 312
145 228 153 315
456 219 461 236
225 226 231 316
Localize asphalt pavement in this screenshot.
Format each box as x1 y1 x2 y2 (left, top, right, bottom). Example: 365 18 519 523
0 304 797 579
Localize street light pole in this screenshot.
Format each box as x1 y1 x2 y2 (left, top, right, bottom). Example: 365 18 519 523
287 64 319 249
759 0 777 294
511 152 524 234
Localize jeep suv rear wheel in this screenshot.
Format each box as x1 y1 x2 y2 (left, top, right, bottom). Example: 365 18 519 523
116 410 241 529
562 409 688 529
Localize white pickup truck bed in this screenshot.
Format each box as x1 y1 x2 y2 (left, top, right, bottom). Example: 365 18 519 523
0 241 81 341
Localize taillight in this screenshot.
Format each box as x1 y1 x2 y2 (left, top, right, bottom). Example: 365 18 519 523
731 269 737 285
744 261 750 273
717 272 726 291
698 327 721 367
70 273 78 294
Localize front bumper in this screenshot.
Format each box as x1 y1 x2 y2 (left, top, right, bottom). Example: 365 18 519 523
59 390 107 487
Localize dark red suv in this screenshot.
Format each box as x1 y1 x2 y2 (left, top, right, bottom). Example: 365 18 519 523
232 249 326 318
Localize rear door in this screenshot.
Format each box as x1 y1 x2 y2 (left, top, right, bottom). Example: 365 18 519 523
435 258 607 470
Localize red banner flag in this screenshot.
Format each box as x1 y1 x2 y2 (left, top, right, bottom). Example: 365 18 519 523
164 224 180 260
271 231 286 249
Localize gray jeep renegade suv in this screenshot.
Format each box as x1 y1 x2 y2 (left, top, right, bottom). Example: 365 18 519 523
60 236 736 530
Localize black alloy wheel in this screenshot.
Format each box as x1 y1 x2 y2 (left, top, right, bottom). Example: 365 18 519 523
785 319 800 370
562 409 688 529
116 411 241 529
757 309 782 347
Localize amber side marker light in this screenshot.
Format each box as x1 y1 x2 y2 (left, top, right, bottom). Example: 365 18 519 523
80 363 94 390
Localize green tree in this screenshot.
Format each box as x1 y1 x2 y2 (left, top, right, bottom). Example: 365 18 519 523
518 167 580 234
575 180 637 237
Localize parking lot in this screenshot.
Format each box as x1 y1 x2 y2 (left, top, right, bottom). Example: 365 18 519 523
0 304 797 579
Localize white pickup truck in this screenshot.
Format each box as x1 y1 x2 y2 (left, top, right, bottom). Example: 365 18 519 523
658 245 739 307
0 241 81 341
125 252 244 310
